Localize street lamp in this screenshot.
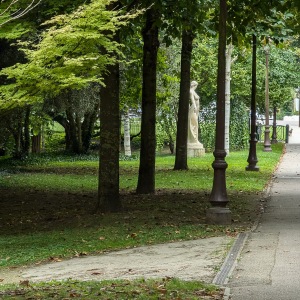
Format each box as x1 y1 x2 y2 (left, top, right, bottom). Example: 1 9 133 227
263 43 272 152
206 0 231 225
246 34 259 171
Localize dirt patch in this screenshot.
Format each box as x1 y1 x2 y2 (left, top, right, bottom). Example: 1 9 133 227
0 188 263 235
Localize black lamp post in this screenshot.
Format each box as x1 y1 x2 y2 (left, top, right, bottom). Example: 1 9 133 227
206 0 231 225
263 43 272 152
246 35 259 171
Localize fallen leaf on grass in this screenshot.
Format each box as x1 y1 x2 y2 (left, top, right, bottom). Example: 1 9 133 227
48 256 62 262
70 292 82 297
19 280 30 287
129 233 137 238
74 251 87 257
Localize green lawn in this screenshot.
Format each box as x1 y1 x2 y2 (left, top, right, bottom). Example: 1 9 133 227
0 278 223 299
0 143 284 298
0 143 283 193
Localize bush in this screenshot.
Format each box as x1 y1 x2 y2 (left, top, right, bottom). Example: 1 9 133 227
44 132 65 152
199 99 249 152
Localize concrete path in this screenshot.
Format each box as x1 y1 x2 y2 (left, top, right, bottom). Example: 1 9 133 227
1 236 232 285
227 143 300 299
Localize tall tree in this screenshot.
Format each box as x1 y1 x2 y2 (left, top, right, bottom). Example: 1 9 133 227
174 29 195 170
98 61 122 211
44 88 100 154
224 42 237 155
0 0 140 212
173 0 215 170
136 5 160 194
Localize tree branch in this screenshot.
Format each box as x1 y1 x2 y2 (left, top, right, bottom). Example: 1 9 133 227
0 0 42 27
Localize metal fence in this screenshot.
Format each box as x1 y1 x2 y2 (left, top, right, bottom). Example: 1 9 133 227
120 119 141 136
256 124 289 143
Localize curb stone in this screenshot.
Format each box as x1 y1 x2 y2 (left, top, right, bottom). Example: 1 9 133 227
222 287 231 300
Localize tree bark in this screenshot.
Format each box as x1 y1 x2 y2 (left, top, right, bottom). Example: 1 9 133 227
98 22 122 212
65 108 80 153
123 107 131 156
224 43 237 155
82 101 99 152
174 29 194 170
136 7 160 194
23 105 31 156
224 43 233 155
31 134 41 153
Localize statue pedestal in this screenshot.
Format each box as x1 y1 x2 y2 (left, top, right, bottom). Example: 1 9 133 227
187 143 205 157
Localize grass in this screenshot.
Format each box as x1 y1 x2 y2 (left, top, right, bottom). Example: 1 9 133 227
0 278 224 299
0 143 284 298
0 143 283 267
0 143 283 192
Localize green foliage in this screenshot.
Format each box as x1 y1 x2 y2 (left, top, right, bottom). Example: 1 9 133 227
0 0 143 107
0 0 40 35
44 132 65 152
199 99 249 152
229 99 249 150
191 37 218 106
155 122 169 152
119 153 139 161
228 0 297 46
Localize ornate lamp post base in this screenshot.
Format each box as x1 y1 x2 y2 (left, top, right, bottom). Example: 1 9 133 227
206 207 231 225
246 165 259 171
263 126 272 152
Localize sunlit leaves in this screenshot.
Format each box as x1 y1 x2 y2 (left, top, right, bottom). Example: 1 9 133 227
0 0 143 108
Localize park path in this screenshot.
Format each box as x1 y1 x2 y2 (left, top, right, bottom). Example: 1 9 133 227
227 143 300 299
1 236 232 285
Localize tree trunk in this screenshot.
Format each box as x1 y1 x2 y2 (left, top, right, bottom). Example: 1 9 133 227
224 43 233 155
14 114 22 159
174 29 194 170
98 27 121 212
22 105 31 156
76 115 83 153
82 101 99 152
32 134 41 153
66 108 80 153
136 7 160 194
123 108 131 156
51 114 70 151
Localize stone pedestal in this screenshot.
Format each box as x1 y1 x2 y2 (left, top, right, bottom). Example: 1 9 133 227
206 207 231 225
187 143 205 158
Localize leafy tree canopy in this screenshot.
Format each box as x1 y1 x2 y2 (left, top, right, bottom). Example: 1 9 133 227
227 0 299 45
0 0 143 109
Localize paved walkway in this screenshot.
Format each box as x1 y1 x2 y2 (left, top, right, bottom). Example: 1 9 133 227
287 123 300 144
227 140 300 299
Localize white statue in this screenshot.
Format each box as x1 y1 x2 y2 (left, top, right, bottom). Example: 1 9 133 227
188 81 201 145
